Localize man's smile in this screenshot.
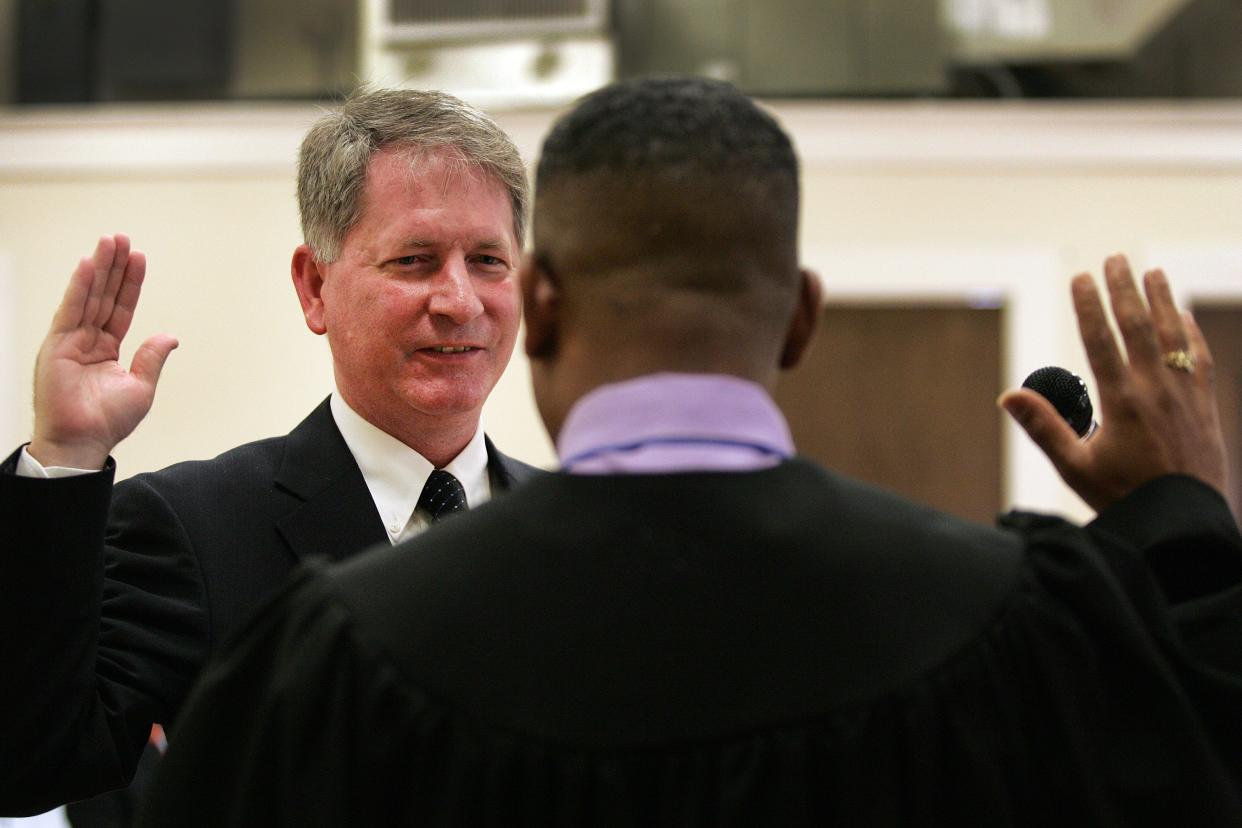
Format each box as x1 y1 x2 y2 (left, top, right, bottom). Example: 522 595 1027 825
428 345 477 354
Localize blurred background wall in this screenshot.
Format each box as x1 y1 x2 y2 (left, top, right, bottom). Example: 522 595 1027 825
2 0 1240 524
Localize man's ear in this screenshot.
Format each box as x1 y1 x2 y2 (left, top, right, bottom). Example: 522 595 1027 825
521 253 560 361
291 244 329 336
779 268 822 370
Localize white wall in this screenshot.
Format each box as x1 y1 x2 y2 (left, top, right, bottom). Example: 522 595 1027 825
0 252 14 446
2 100 1240 520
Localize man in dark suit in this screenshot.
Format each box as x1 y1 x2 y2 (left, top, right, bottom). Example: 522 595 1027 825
0 88 540 817
140 77 1242 826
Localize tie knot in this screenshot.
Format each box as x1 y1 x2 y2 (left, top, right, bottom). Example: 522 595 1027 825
417 469 468 523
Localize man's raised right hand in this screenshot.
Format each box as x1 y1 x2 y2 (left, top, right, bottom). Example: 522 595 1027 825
27 234 178 470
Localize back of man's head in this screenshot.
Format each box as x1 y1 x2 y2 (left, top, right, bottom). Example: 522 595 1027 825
297 86 528 262
529 77 809 391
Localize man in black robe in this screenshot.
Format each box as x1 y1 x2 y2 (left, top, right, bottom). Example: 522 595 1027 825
140 77 1242 827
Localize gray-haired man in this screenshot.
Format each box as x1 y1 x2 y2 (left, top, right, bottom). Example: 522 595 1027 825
0 88 540 815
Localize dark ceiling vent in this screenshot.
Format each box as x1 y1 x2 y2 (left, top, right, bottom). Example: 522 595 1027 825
382 0 606 43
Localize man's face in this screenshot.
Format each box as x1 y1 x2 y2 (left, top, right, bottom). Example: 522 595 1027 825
314 147 521 439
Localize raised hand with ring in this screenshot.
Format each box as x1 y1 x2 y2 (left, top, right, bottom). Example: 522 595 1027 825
1000 254 1228 513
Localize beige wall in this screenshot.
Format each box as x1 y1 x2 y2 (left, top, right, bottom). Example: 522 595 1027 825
2 101 1240 519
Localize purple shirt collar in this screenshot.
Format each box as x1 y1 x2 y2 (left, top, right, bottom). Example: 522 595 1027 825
557 373 795 474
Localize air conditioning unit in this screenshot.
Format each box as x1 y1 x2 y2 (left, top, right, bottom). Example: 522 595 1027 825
363 0 613 108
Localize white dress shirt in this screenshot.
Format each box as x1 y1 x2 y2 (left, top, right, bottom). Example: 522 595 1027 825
329 393 491 544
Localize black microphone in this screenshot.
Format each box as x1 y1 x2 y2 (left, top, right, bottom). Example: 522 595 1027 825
1021 366 1098 438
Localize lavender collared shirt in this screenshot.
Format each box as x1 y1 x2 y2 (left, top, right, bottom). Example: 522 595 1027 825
557 373 795 475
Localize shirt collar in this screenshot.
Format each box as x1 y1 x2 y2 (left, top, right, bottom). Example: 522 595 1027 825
330 391 491 543
557 373 795 474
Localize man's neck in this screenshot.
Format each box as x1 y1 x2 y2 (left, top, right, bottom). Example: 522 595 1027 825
334 392 481 469
395 423 477 469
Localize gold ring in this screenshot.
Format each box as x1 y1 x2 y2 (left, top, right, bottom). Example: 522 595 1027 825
1162 349 1196 373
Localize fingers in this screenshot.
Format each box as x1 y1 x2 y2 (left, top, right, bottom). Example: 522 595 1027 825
1082 256 1198 395
92 233 132 328
1183 311 1215 389
1102 254 1167 374
999 388 1085 477
51 256 98 334
1182 311 1229 494
51 234 143 340
128 334 179 389
1142 268 1189 356
52 235 118 334
1072 273 1125 392
83 235 119 331
103 250 147 343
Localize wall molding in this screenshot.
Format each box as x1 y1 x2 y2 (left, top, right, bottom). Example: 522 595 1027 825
776 101 1242 172
3 101 1242 177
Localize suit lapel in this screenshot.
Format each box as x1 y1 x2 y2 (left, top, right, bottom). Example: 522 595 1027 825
272 400 545 562
273 398 388 563
485 437 546 493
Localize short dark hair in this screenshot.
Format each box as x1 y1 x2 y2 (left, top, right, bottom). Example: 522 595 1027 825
532 75 801 312
529 77 809 379
537 76 797 200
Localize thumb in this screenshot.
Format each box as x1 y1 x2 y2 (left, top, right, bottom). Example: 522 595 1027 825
129 334 179 389
998 388 1083 471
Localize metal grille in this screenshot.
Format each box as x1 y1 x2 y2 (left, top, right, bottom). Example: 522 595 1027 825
384 0 604 41
391 0 591 23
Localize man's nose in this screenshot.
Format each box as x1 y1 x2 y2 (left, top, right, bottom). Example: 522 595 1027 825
427 256 484 324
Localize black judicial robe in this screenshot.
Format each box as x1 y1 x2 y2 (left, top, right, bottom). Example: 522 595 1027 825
141 460 1242 827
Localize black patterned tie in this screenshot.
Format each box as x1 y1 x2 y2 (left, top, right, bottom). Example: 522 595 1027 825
417 469 468 523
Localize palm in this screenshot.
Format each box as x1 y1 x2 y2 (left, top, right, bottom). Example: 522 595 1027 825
30 235 178 469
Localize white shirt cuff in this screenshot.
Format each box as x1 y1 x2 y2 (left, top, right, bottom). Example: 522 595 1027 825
16 445 98 479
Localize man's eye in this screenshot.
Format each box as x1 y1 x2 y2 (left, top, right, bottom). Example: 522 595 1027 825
394 255 420 266
476 255 503 266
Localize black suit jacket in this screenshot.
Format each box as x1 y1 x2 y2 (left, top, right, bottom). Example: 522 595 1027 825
0 397 541 815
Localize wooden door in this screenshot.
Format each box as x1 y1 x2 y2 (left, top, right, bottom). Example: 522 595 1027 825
775 304 1003 525
1193 304 1242 520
